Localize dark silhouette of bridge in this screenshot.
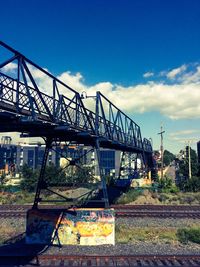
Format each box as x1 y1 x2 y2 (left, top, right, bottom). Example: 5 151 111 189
0 41 153 207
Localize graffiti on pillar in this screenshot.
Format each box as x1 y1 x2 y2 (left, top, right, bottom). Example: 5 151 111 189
26 208 115 245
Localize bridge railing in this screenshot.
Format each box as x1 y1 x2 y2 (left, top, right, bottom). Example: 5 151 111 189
0 41 151 153
95 92 144 149
0 71 148 151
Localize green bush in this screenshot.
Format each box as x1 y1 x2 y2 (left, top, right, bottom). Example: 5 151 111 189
115 189 142 204
185 176 200 192
177 228 200 244
158 176 179 193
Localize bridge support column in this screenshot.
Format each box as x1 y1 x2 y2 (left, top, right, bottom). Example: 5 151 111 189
95 139 109 208
118 151 125 180
33 137 52 209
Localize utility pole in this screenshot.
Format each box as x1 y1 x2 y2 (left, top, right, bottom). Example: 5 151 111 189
158 126 165 179
186 141 192 179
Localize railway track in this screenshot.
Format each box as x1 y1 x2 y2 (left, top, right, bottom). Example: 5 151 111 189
1 204 200 210
1 205 199 266
1 254 200 266
112 205 200 210
0 204 200 218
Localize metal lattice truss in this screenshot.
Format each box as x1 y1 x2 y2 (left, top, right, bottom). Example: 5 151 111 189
0 41 153 164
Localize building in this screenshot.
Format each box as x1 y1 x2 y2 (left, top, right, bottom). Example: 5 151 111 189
59 144 121 178
0 144 17 175
0 136 17 176
16 143 59 170
100 149 121 177
0 135 122 179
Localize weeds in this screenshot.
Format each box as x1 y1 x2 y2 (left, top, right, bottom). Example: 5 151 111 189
116 225 200 245
177 228 200 244
116 225 178 244
115 189 142 204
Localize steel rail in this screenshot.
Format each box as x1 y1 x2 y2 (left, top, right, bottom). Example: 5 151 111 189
1 254 200 266
1 205 200 219
1 204 200 210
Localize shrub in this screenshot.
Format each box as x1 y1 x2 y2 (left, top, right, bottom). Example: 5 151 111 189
177 228 200 244
178 176 200 192
158 176 179 193
115 189 142 204
158 194 169 203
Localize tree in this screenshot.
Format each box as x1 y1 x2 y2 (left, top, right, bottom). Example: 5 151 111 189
163 150 175 166
44 164 67 185
178 148 198 178
74 166 94 184
20 163 95 192
176 148 200 192
65 165 95 185
20 164 67 192
179 176 200 192
20 164 38 192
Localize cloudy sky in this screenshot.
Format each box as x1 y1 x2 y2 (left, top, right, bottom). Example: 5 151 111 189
1 0 200 154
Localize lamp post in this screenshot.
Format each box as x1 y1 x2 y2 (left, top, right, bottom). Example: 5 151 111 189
80 91 96 100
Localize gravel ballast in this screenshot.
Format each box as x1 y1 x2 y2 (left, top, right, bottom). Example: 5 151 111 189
0 215 200 256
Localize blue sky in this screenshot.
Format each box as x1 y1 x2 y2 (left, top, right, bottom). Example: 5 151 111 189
1 0 200 153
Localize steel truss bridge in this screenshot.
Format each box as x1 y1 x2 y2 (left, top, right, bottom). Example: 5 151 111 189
0 41 153 208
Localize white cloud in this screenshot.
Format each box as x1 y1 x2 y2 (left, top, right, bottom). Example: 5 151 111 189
111 82 200 119
57 71 85 93
166 64 187 79
143 72 154 78
169 136 199 144
26 63 200 120
168 129 200 144
1 62 17 72
169 130 200 137
1 61 200 120
180 66 200 84
169 129 200 137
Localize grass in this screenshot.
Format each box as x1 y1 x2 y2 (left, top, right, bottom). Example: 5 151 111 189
0 191 35 204
115 189 142 204
0 185 200 205
158 192 200 205
0 186 92 205
0 220 25 244
116 225 178 244
116 225 200 245
114 188 200 205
